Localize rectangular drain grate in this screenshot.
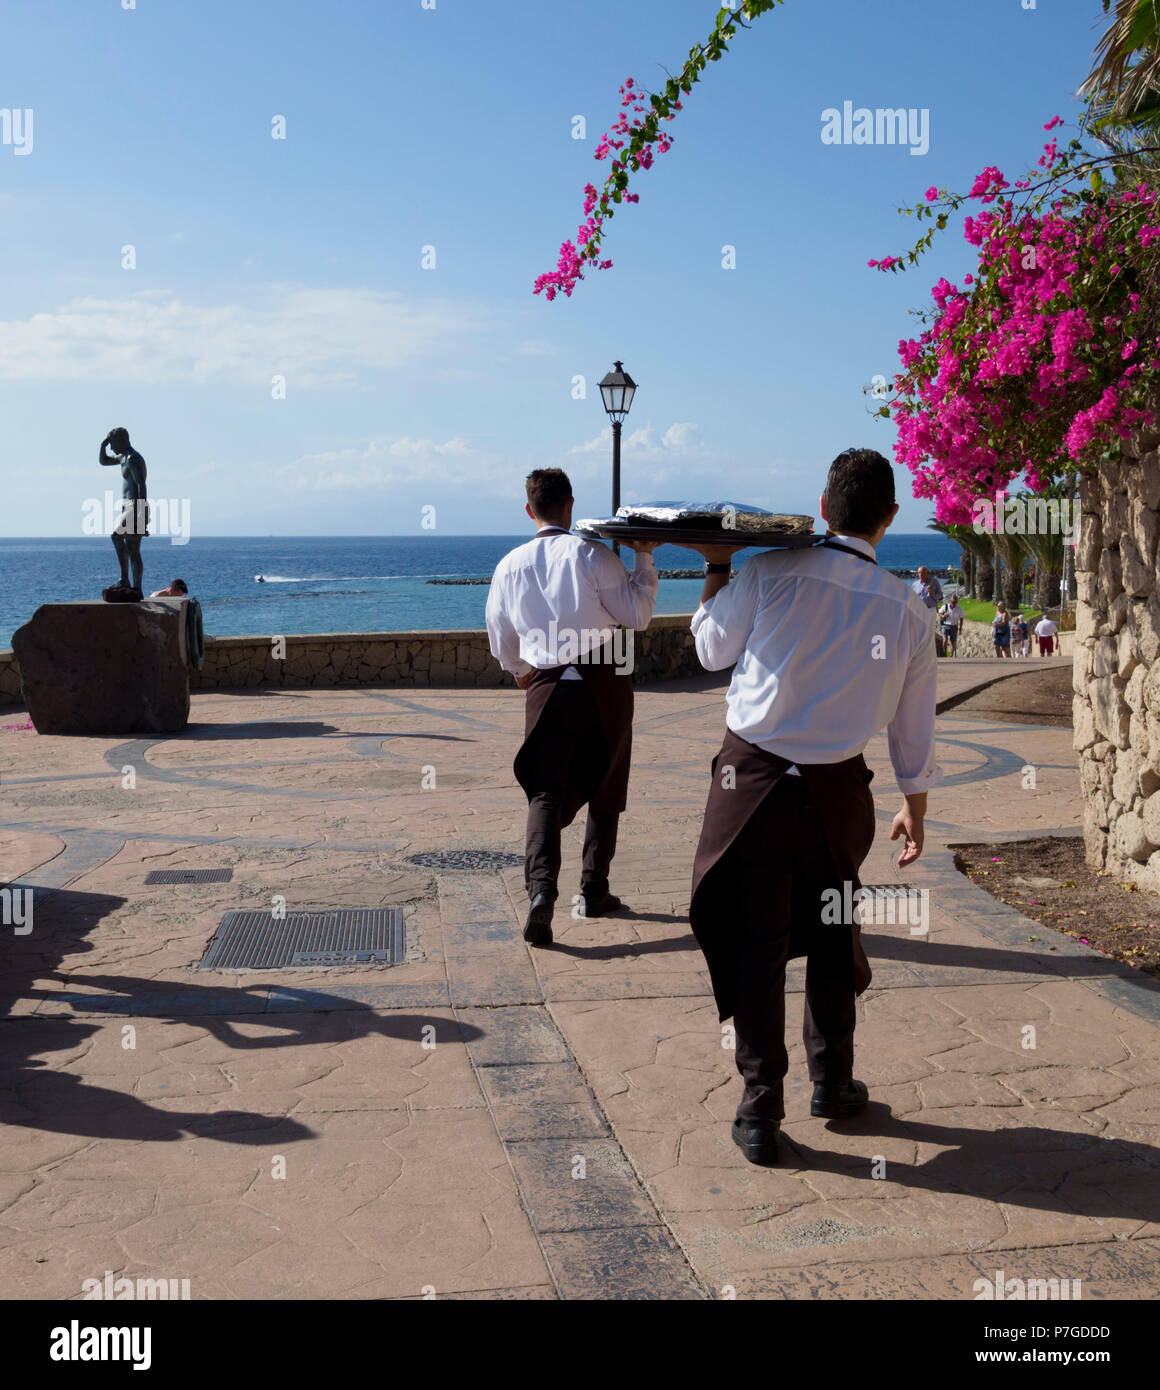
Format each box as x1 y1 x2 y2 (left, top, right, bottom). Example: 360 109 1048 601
199 908 405 970
146 868 234 885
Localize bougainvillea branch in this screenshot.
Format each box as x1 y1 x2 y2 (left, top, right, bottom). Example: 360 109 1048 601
869 117 1160 523
534 1 782 300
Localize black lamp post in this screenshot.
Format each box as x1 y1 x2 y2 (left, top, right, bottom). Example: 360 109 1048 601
598 360 637 554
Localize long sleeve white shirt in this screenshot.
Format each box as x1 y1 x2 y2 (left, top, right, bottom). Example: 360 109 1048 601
691 534 939 795
486 528 659 680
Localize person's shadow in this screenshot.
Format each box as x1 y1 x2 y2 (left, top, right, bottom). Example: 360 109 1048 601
1 886 481 1145
780 1103 1160 1223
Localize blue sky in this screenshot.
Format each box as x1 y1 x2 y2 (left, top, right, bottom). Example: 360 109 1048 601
1 0 1107 537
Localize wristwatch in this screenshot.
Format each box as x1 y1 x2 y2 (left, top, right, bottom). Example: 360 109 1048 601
705 562 731 575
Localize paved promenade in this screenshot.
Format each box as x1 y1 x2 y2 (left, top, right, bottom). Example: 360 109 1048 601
2 656 1160 1300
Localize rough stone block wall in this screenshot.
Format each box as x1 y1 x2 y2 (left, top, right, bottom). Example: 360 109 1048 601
1074 420 1160 886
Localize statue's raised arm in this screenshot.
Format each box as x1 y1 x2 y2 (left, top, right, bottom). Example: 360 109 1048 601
101 427 149 600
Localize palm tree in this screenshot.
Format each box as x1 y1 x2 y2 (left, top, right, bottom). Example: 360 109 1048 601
1083 1 1160 132
992 531 1028 612
929 519 995 600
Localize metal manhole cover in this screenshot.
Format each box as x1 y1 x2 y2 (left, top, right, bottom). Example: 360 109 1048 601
199 908 405 970
405 849 524 872
146 868 234 885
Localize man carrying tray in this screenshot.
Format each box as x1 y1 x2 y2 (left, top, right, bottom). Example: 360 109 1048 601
686 448 939 1165
486 468 659 946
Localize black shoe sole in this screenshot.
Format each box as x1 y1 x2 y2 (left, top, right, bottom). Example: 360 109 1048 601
523 905 554 947
579 897 622 918
811 1093 869 1119
732 1126 780 1166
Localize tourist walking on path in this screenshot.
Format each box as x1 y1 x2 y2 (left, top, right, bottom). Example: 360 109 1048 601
1035 612 1059 656
685 448 938 1166
991 604 1012 658
486 468 658 946
940 596 964 657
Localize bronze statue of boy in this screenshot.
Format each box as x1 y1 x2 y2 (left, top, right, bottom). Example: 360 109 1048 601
99 427 148 600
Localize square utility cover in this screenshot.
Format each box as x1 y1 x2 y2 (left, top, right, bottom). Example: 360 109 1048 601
199 908 405 970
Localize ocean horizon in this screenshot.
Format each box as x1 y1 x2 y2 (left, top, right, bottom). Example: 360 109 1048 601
0 532 962 650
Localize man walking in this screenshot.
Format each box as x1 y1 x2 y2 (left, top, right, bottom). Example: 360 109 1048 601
941 595 965 657
486 469 658 946
1035 612 1059 656
912 565 943 611
687 448 938 1165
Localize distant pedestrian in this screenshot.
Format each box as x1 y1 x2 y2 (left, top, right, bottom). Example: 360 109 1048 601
991 605 1012 659
1035 614 1059 656
941 597 964 657
912 566 944 611
1017 614 1031 658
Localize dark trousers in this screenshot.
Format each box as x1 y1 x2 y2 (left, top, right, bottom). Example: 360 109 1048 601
728 775 856 1122
522 681 619 901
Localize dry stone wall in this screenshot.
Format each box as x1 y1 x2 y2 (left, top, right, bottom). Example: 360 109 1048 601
1074 420 1160 885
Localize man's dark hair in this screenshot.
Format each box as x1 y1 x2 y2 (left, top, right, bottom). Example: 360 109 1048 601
109 427 131 452
170 578 188 594
824 448 896 536
526 468 573 519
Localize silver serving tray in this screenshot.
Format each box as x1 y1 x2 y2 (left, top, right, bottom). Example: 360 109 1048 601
612 501 814 535
575 519 821 549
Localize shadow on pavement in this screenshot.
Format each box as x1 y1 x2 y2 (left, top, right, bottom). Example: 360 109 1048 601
782 1102 1160 1223
0 887 482 1145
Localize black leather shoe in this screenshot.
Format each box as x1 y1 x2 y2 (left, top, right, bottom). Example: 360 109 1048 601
731 1117 781 1165
579 890 623 917
811 1079 869 1118
523 892 555 946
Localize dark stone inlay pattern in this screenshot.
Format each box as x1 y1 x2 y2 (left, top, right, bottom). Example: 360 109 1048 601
537 1227 706 1301
406 849 524 872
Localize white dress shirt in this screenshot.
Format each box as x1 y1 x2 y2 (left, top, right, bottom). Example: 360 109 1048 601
486 528 658 680
691 534 939 795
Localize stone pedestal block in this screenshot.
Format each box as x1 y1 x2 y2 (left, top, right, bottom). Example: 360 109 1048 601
12 599 190 735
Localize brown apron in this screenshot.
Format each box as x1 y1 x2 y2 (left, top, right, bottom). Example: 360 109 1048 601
689 729 876 1020
510 529 635 826
514 651 634 826
688 536 882 1022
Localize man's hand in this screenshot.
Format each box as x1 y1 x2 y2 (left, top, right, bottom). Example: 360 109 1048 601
623 539 658 555
515 671 534 690
890 793 927 867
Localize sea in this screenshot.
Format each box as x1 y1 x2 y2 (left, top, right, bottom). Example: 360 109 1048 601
0 533 960 650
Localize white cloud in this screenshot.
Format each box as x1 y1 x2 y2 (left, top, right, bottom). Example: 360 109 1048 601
515 340 563 357
0 286 491 388
270 435 489 492
570 421 704 459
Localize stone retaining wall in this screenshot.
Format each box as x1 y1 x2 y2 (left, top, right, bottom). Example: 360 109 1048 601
1074 421 1160 887
953 619 1075 660
0 614 703 705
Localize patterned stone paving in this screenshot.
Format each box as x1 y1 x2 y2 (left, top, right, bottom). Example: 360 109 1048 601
2 657 1159 1299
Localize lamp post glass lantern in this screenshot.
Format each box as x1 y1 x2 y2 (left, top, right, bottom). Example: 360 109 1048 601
598 361 637 551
